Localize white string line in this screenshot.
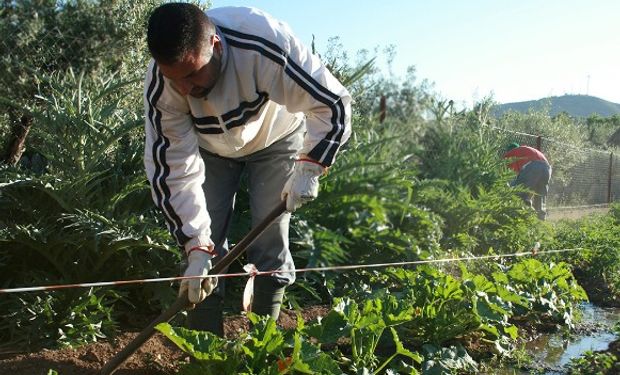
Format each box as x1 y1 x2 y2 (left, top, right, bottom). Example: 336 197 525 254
0 248 581 294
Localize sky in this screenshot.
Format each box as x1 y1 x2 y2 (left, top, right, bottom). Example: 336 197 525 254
211 0 620 107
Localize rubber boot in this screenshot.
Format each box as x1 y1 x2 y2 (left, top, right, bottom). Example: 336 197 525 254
187 293 224 336
251 276 286 320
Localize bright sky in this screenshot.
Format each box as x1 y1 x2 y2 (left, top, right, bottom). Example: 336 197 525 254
211 1 620 106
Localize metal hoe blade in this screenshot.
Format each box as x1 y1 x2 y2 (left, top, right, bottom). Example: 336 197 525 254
100 200 287 375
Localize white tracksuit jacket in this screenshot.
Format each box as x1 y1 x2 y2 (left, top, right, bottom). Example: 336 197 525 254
143 7 352 251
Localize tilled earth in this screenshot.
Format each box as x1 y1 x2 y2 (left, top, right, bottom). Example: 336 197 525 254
0 306 330 375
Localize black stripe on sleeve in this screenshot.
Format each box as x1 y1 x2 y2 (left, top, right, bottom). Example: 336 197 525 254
221 28 345 166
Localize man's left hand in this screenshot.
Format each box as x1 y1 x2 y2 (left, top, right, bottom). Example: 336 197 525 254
281 158 325 212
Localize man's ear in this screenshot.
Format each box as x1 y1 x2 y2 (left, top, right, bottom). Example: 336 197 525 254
212 34 222 54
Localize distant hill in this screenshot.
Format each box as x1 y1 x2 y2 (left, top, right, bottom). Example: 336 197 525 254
493 95 620 118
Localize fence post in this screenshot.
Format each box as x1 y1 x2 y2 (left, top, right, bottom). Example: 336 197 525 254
379 95 386 124
609 152 614 204
536 135 542 151
3 115 33 166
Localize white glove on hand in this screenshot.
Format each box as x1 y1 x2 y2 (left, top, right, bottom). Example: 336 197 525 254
281 159 325 212
180 248 218 305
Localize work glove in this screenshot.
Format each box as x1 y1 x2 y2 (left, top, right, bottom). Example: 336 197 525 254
281 159 325 212
180 246 218 305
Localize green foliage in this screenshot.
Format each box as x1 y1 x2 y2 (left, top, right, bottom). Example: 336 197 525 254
0 170 178 348
0 288 118 349
288 118 443 304
416 101 509 192
0 71 177 349
566 350 620 375
389 266 484 347
159 256 587 374
413 180 550 256
551 209 620 306
0 0 157 160
157 314 342 375
609 202 620 225
585 114 620 147
421 344 478 375
318 37 431 125
353 259 585 354
369 266 517 353
492 259 588 326
495 107 587 150
0 0 155 100
374 65 433 125
159 296 422 374
0 176 173 280
305 296 422 373
15 69 143 176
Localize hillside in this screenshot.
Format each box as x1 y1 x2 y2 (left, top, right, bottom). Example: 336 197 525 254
493 94 620 118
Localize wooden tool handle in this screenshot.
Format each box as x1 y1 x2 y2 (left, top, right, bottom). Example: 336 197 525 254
100 201 287 375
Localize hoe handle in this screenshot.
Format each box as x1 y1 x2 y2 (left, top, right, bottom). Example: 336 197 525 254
100 201 287 375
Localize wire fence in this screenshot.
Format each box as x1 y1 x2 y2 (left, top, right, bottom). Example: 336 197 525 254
0 247 578 294
496 128 619 207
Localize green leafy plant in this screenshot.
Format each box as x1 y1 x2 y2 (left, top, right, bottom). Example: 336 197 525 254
552 209 620 306
287 117 442 305
421 344 478 375
158 295 422 375
350 257 586 360
157 314 341 375
305 296 422 373
413 180 550 257
493 259 588 327
0 70 177 349
566 350 619 375
391 266 483 347
0 0 156 168
459 267 521 354
0 288 118 349
416 107 509 193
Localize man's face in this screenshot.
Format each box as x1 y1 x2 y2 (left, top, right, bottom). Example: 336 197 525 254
158 35 222 98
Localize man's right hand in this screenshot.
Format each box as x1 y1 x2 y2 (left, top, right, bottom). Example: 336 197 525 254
180 247 218 304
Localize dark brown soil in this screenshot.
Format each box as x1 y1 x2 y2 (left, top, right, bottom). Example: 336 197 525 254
573 268 620 308
609 339 620 357
0 306 330 375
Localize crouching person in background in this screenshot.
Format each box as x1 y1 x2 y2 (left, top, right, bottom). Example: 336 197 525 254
503 143 552 220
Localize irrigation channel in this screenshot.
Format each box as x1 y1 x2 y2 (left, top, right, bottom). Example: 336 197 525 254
495 303 620 374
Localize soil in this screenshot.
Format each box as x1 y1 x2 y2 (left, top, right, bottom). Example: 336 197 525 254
547 205 609 222
609 339 620 358
573 268 620 308
0 306 330 375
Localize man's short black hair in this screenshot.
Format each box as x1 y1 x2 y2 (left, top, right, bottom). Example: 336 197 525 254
147 2 215 65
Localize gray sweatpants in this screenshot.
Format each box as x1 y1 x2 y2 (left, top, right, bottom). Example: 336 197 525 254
511 160 552 220
201 126 302 285
187 125 303 332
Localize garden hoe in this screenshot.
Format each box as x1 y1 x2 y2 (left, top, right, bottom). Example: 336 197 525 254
100 200 287 375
